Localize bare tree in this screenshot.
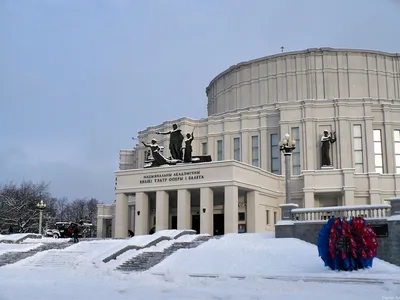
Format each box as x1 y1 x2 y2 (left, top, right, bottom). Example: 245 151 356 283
0 181 54 233
0 181 99 235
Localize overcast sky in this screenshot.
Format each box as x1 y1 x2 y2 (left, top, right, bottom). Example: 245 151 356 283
1 0 400 203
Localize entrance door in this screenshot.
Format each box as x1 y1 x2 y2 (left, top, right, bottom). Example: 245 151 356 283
171 216 177 230
192 215 200 234
213 214 224 235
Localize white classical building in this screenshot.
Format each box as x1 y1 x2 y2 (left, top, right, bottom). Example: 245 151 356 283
97 47 400 238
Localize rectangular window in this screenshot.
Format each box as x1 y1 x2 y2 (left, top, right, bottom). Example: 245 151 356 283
270 134 280 174
353 125 363 173
251 135 259 167
266 210 270 225
373 130 383 173
394 130 400 174
202 142 208 156
217 140 223 161
291 127 301 175
274 211 277 224
233 137 241 161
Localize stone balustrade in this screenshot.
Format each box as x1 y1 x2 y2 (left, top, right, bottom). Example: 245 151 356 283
291 204 391 221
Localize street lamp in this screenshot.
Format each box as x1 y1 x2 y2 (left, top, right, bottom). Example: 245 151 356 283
279 133 296 204
37 200 46 235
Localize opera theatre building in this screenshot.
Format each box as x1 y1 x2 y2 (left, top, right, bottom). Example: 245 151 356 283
97 48 400 238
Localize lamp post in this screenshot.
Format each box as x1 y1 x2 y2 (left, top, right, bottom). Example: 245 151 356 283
37 200 46 235
279 133 296 204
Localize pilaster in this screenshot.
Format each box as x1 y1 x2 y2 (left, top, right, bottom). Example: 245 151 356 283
247 191 261 232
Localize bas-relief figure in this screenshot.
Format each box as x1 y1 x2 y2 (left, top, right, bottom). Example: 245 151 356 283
142 124 212 168
321 130 337 167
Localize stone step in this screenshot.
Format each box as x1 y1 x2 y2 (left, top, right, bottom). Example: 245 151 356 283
0 243 72 267
116 235 213 272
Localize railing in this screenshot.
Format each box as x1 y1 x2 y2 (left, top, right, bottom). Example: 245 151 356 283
291 204 391 221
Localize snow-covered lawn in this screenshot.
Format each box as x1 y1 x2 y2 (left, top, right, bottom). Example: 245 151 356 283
0 232 399 300
150 232 400 280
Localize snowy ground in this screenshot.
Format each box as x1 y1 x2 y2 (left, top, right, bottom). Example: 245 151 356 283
0 243 42 256
0 232 399 300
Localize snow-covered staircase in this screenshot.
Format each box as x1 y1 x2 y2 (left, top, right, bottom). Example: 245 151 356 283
116 235 212 272
0 242 72 267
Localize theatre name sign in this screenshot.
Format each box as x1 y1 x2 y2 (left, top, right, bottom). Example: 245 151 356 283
139 170 205 184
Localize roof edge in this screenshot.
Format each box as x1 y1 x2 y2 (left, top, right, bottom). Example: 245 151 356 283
205 47 400 95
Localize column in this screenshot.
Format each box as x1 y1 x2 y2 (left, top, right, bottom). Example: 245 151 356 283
304 191 315 208
342 169 355 206
96 217 104 238
303 108 316 170
260 128 268 170
337 107 352 168
156 190 169 231
241 131 250 164
246 191 261 233
200 187 213 235
135 192 149 235
177 189 191 229
114 193 129 238
368 173 381 204
224 134 231 160
224 186 238 234
131 205 136 232
382 106 394 173
364 111 375 173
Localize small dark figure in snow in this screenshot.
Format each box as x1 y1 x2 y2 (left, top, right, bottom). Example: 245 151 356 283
73 226 80 243
128 230 134 237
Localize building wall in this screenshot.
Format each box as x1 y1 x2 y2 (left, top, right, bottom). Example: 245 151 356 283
117 48 400 211
206 48 400 116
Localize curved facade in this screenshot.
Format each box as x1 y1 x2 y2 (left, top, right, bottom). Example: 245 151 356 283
99 48 400 238
206 48 400 116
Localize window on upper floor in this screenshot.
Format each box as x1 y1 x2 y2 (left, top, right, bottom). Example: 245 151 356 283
270 134 281 174
353 125 363 173
373 129 383 173
251 135 259 167
233 137 241 161
291 127 301 175
202 142 208 156
217 140 223 161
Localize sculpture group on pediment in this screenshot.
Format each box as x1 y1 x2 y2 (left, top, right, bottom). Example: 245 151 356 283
142 123 212 168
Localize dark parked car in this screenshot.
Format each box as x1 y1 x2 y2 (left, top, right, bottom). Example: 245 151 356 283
45 221 93 239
